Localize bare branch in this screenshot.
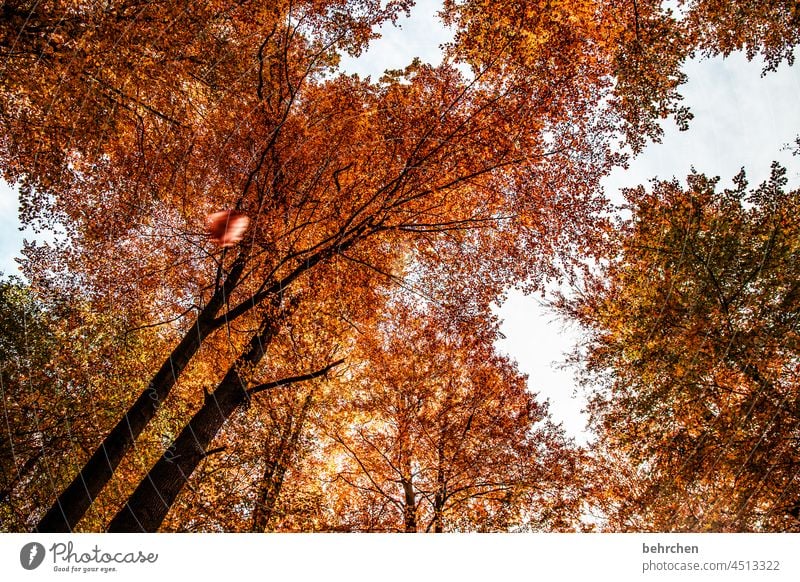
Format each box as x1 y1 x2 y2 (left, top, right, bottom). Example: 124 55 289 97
246 359 344 396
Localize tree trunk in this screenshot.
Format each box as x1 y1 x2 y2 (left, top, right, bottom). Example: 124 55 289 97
433 440 446 533
251 432 289 532
251 391 313 532
106 317 340 532
402 477 417 533
400 432 416 533
36 225 362 532
36 259 245 532
107 315 279 532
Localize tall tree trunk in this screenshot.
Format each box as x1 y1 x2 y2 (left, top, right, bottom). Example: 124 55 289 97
251 429 290 533
399 421 416 533
251 391 314 532
36 259 246 532
36 219 363 532
402 477 417 533
107 314 280 532
107 318 341 532
433 440 446 533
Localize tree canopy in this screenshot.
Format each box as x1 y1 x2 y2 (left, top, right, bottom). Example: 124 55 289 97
0 0 798 532
564 166 800 531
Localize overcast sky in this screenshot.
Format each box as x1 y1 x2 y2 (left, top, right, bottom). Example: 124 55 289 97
1 0 798 442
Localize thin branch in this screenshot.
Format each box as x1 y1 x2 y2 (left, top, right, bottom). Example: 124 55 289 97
84 74 183 126
246 359 344 396
334 441 401 508
123 306 197 336
200 446 227 459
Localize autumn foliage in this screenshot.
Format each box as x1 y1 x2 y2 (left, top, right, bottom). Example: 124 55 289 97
324 301 584 532
0 0 798 532
563 166 800 532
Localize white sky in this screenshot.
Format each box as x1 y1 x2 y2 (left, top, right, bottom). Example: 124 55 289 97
0 180 23 277
1 0 798 442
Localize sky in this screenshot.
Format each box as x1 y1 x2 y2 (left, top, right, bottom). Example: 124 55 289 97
1 0 799 442
0 180 23 277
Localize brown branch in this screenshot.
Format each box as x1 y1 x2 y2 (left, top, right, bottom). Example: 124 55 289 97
632 0 642 43
84 74 183 126
256 25 279 102
212 229 365 326
246 359 344 396
333 440 401 509
200 446 227 459
123 306 197 336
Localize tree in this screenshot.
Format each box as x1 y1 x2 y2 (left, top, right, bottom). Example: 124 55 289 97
0 277 166 531
0 278 67 530
156 383 325 533
563 165 800 531
3 0 795 532
3 0 425 531
7 1 623 531
683 0 800 72
324 301 584 532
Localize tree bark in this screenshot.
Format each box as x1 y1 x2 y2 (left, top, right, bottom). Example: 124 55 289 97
402 477 417 533
433 440 446 533
398 413 416 533
107 322 341 532
35 259 245 532
251 430 290 533
107 314 279 532
38 230 361 532
251 391 313 532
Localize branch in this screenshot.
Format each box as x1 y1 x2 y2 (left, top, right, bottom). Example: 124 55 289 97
85 74 183 126
212 229 364 326
396 214 514 233
338 251 441 307
246 358 345 396
200 446 227 459
256 25 279 102
123 306 197 336
333 438 401 509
